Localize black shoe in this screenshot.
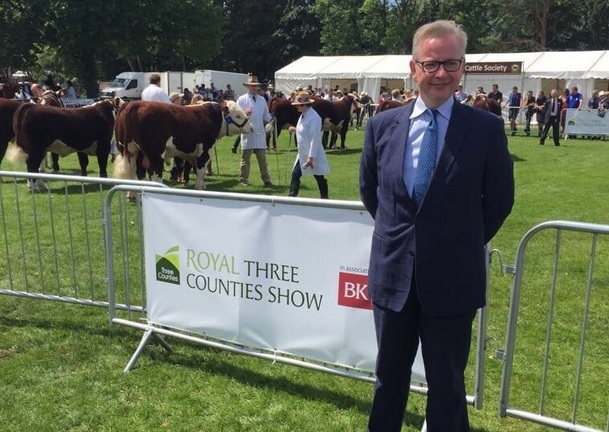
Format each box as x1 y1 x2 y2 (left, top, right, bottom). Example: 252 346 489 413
539 141 544 145
264 181 274 188
231 148 237 154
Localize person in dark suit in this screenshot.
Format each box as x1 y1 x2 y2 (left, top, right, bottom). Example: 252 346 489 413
359 20 514 432
539 89 563 146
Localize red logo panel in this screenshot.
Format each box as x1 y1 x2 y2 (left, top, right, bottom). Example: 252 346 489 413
337 272 372 310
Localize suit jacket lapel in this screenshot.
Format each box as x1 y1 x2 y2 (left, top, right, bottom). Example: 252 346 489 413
388 103 415 203
425 100 467 202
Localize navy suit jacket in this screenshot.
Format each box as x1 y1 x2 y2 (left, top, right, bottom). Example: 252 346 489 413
360 99 514 316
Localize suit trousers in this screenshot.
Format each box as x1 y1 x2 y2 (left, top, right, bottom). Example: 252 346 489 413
540 115 560 146
368 280 476 432
240 149 271 183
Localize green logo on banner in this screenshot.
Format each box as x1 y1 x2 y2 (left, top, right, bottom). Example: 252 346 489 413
156 246 180 285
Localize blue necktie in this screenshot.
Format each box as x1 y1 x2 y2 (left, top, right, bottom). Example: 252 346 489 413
412 109 438 207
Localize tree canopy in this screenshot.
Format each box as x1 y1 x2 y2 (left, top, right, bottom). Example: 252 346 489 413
1 0 608 96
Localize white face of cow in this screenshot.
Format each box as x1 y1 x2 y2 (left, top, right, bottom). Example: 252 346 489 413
224 101 253 135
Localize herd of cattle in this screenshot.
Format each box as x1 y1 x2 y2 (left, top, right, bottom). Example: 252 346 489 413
0 87 501 192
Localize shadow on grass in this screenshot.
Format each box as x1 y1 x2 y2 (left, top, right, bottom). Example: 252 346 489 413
0 309 493 431
509 153 526 162
325 148 362 156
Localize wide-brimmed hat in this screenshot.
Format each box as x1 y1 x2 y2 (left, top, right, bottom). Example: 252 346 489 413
291 91 314 105
243 73 262 86
360 91 367 97
169 91 183 101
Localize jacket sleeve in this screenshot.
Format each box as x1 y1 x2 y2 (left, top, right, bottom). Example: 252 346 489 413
483 115 514 243
359 118 379 219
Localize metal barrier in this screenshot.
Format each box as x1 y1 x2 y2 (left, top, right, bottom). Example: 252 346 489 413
0 170 167 311
103 185 491 415
500 220 609 432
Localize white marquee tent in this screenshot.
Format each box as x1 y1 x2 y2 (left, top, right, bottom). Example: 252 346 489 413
274 51 609 101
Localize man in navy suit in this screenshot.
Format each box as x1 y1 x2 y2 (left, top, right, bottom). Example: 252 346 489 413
360 20 514 432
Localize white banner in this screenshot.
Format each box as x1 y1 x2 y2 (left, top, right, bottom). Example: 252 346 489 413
142 192 425 382
564 108 609 136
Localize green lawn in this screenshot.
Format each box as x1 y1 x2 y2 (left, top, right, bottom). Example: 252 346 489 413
1 128 608 431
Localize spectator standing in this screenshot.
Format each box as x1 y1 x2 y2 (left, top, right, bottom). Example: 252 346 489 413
535 90 547 137
540 89 563 146
565 86 583 138
224 84 235 101
587 90 601 139
65 80 77 100
487 84 503 103
142 74 171 103
236 74 274 187
521 90 535 136
287 92 329 199
454 84 468 102
505 86 522 135
360 20 514 432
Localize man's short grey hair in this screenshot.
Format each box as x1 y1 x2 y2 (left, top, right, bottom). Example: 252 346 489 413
412 20 467 60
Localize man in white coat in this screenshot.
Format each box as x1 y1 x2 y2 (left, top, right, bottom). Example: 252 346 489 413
287 92 329 199
142 74 171 103
236 74 274 187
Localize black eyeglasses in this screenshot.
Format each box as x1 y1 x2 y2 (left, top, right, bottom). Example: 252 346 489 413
415 59 464 73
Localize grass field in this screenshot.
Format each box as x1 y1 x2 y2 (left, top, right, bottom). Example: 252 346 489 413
1 127 608 431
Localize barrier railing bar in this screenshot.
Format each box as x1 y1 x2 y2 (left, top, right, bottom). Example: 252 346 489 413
63 181 79 297
0 184 14 290
30 185 45 293
14 180 29 291
0 289 142 312
81 182 95 299
500 220 609 431
572 233 598 424
46 182 61 294
540 228 562 415
505 408 601 432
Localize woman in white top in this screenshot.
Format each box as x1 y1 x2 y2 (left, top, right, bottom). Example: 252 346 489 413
288 92 329 199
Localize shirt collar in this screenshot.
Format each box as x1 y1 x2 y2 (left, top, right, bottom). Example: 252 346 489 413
411 96 454 121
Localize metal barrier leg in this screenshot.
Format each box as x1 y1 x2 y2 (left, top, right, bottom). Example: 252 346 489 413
124 327 155 372
153 333 173 352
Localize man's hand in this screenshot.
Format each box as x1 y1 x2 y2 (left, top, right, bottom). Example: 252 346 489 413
304 157 314 168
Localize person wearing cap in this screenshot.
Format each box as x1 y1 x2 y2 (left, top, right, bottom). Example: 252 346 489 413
358 91 374 127
142 73 171 103
169 92 183 105
287 92 329 199
236 74 274 187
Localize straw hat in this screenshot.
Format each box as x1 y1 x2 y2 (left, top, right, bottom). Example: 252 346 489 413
243 73 262 86
360 91 367 97
291 91 314 105
169 92 182 102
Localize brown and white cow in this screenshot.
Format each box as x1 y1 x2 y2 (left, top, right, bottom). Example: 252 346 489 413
375 98 414 114
0 98 24 164
113 100 252 190
269 94 357 149
7 99 117 191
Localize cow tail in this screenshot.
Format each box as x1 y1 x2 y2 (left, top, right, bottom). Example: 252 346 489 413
6 104 31 165
113 104 137 179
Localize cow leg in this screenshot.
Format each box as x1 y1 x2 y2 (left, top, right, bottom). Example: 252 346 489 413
340 125 348 149
148 156 164 184
51 152 60 173
194 150 211 190
96 149 110 178
77 152 90 176
136 153 146 180
27 152 47 192
183 162 192 184
322 131 329 149
330 132 338 149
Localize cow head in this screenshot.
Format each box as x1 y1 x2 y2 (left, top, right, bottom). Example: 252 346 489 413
222 100 253 135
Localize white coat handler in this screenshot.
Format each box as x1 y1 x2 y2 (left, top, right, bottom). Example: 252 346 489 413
288 91 329 199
